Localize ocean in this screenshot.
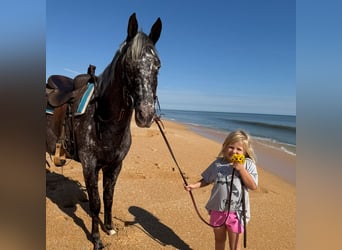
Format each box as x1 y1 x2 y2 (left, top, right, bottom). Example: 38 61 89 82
158 109 296 156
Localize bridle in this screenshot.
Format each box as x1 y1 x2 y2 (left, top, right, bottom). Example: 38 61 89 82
95 62 149 124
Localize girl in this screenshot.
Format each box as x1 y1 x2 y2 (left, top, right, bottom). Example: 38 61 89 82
185 130 258 250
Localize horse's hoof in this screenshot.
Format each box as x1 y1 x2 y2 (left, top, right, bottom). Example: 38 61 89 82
107 229 116 235
93 240 104 250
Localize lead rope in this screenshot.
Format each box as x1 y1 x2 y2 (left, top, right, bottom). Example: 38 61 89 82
241 182 247 248
154 117 234 228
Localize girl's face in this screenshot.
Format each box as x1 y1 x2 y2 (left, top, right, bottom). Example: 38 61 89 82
225 140 245 161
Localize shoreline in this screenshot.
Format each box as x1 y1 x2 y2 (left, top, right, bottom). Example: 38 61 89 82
161 109 296 152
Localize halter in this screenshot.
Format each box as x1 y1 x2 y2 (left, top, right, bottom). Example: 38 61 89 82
98 39 158 123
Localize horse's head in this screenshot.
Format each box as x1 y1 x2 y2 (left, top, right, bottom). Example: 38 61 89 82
123 13 162 128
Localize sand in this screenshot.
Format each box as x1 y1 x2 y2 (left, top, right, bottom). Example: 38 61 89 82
46 120 296 249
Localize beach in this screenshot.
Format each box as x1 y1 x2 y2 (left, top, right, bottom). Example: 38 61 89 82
46 120 296 249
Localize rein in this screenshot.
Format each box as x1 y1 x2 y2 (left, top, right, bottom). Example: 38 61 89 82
154 117 234 228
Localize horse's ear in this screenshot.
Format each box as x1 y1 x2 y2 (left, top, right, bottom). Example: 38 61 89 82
127 13 138 41
149 17 162 44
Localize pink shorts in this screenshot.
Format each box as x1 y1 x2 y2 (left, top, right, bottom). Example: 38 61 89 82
210 210 244 233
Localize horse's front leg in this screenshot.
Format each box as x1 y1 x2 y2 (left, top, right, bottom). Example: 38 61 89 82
103 162 123 235
83 166 103 250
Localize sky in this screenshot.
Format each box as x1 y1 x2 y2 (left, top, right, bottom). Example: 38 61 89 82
46 0 296 115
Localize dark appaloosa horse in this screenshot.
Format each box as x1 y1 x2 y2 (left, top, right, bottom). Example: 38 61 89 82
46 13 162 249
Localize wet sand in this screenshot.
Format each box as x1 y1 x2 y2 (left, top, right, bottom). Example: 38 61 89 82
187 123 296 185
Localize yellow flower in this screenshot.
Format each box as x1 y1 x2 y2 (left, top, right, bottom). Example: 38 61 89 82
230 154 245 164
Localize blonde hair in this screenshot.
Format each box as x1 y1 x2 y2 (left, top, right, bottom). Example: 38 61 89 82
218 130 256 163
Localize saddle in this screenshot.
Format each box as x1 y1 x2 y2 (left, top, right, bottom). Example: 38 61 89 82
46 64 97 166
46 64 97 107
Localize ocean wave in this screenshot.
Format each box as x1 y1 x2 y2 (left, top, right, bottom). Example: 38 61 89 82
254 137 296 156
219 118 296 131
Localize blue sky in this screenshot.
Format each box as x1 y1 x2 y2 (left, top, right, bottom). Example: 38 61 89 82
47 0 296 115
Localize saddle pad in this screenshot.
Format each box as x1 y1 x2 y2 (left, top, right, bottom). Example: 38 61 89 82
46 83 94 116
74 83 94 116
46 107 54 115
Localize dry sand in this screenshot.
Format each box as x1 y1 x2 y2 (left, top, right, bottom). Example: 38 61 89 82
46 120 296 249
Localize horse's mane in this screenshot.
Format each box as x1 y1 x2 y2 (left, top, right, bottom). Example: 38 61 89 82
95 32 158 99
126 32 158 61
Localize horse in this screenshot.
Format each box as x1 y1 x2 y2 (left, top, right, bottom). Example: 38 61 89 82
46 13 162 249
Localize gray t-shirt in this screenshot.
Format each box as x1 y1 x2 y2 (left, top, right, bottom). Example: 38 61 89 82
201 157 258 224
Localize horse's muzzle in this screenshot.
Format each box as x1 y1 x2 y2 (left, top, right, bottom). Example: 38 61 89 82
135 103 155 128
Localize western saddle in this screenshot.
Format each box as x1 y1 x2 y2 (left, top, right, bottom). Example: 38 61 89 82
46 65 97 166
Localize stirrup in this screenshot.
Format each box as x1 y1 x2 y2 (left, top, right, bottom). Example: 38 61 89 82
54 142 66 166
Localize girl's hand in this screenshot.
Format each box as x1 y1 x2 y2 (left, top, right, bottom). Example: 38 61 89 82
184 184 193 191
184 179 208 191
231 162 244 171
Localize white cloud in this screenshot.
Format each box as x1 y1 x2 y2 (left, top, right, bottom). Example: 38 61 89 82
63 68 81 75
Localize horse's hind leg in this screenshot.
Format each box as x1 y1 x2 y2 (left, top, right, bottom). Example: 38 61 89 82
83 167 104 250
103 162 123 235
